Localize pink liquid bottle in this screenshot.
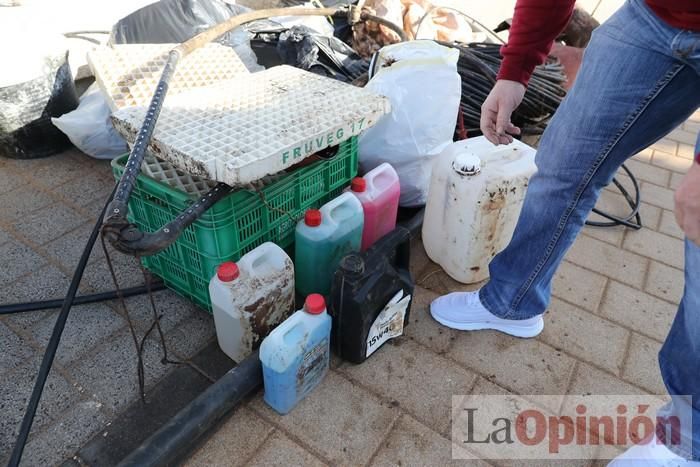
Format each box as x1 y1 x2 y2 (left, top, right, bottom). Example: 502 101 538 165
350 163 401 251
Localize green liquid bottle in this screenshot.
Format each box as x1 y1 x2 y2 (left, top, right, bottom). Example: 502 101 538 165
295 192 364 297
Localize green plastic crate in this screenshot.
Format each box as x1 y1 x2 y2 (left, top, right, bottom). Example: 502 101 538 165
111 137 358 311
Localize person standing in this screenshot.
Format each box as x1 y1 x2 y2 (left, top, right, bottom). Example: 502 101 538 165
429 0 700 464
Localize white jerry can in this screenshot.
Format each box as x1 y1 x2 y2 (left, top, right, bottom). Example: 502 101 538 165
209 242 295 362
422 136 537 284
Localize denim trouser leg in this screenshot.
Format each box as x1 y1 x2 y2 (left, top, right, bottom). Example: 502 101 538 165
480 0 700 320
656 133 700 461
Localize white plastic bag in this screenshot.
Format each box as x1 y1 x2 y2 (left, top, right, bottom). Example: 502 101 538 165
359 41 461 207
52 84 128 159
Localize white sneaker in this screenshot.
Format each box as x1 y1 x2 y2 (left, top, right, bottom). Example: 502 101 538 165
429 290 544 338
608 435 699 466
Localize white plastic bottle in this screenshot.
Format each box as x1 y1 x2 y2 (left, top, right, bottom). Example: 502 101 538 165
209 242 295 362
422 136 537 284
259 294 332 415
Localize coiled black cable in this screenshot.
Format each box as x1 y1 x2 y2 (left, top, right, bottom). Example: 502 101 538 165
439 41 568 134
586 163 642 229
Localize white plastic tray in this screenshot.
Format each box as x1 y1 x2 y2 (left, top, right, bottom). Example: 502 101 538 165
139 153 287 194
87 43 249 111
140 154 216 195
112 66 390 186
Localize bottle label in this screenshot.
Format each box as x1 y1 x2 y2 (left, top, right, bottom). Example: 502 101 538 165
297 338 329 395
366 290 411 358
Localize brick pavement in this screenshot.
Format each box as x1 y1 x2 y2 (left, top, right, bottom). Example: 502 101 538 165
0 149 216 466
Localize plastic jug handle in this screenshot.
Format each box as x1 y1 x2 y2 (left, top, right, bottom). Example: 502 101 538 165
320 199 341 227
325 194 359 226
370 164 398 191
241 248 265 275
280 318 303 343
365 226 411 272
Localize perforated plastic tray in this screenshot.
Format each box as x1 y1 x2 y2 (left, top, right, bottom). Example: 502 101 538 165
112 65 390 186
140 153 286 195
141 154 216 195
87 43 249 111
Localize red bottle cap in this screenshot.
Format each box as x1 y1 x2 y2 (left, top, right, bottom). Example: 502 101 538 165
217 262 240 282
304 209 322 227
351 177 366 192
304 294 326 314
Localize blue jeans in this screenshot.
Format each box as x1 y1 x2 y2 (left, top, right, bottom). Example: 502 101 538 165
478 0 700 459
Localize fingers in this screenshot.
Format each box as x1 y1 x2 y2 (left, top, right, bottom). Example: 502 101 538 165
481 102 522 146
675 198 700 245
674 165 700 245
506 122 521 136
495 107 522 144
480 107 500 145
686 220 700 246
495 106 513 139
677 210 700 245
674 201 684 236
494 112 518 145
481 104 521 145
480 79 527 145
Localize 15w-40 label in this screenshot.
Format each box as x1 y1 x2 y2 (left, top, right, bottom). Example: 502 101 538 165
366 290 411 358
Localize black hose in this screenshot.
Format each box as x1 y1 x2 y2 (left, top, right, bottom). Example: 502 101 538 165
8 187 115 467
0 282 165 315
586 163 642 229
118 350 263 467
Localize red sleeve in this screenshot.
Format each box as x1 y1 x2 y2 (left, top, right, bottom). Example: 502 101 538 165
497 0 576 86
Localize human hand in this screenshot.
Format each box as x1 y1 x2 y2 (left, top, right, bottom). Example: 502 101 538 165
480 79 526 145
674 160 700 245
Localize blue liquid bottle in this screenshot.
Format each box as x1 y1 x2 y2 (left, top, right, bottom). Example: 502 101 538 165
259 294 332 414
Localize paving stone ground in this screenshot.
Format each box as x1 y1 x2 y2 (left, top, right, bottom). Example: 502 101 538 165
183 112 699 467
0 98 696 467
0 149 216 466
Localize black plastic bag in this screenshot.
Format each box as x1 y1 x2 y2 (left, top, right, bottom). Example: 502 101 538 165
110 0 262 70
111 0 248 44
275 25 368 82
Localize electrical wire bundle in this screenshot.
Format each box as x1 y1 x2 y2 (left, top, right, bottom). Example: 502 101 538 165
439 41 568 135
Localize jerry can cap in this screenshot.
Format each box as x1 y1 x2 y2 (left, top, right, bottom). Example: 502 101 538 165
351 177 366 192
304 294 326 314
304 209 322 227
341 254 365 275
453 153 481 175
217 262 240 282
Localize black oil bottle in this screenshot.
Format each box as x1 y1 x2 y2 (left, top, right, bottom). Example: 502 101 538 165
329 226 414 364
